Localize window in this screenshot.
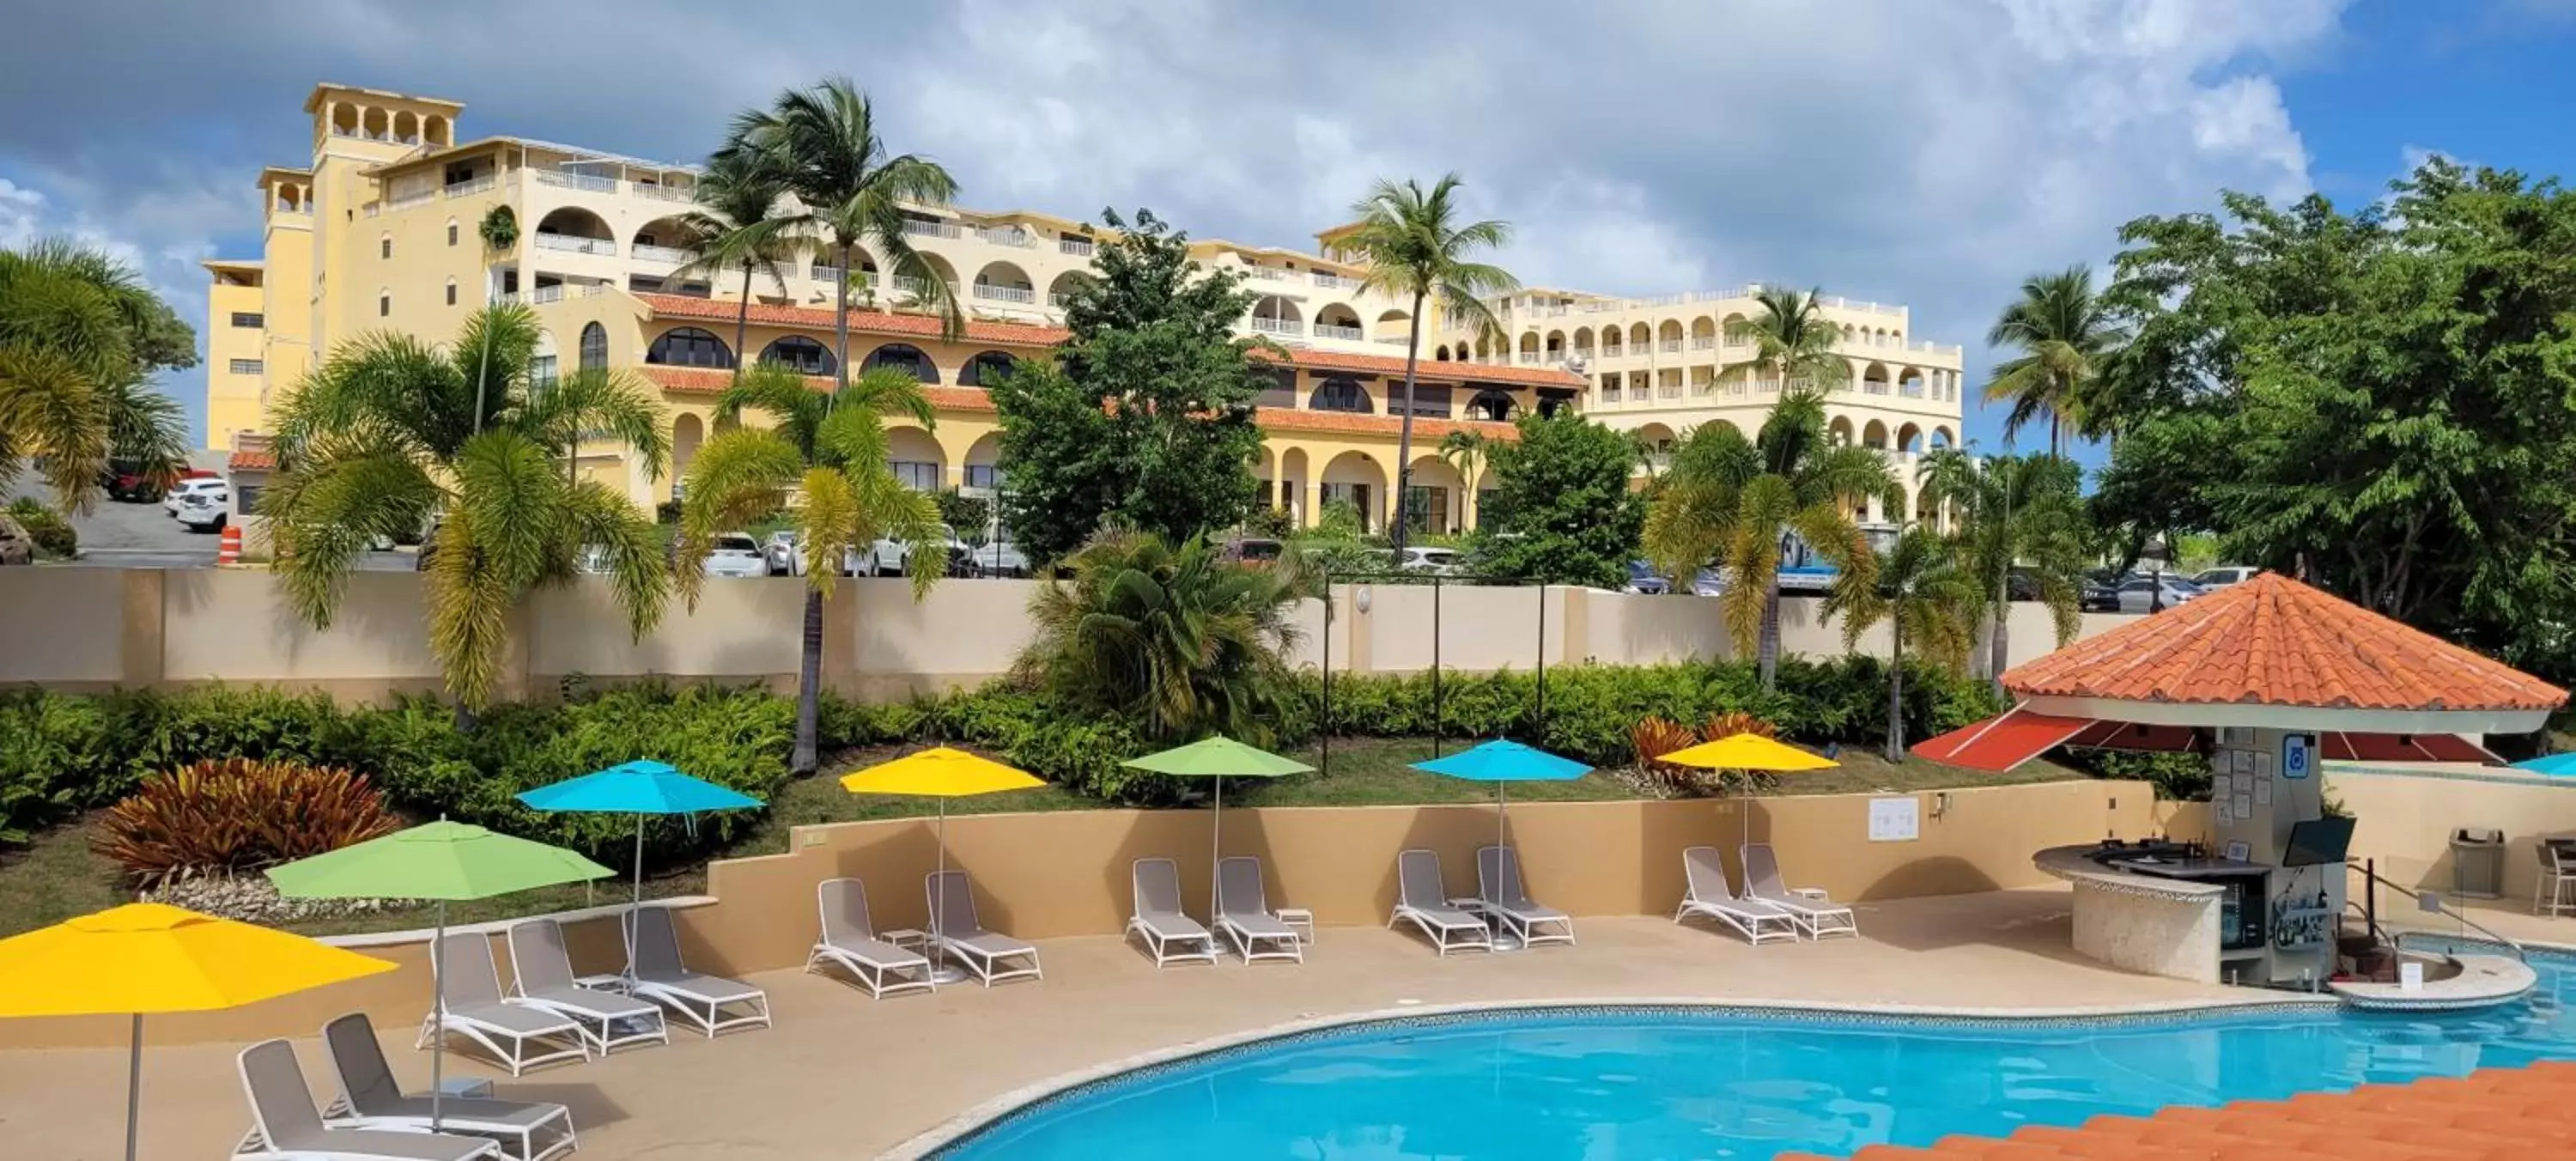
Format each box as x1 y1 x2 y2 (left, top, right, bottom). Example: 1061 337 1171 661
228 358 263 374
645 326 734 369
1403 486 1450 536
229 312 263 328
758 336 836 375
379 293 391 318
447 222 459 246
888 461 941 491
958 350 1015 387
1318 483 1373 532
1309 377 1371 413
862 343 937 383
964 465 1004 490
531 355 557 390
445 281 457 307
579 323 607 372
380 236 392 259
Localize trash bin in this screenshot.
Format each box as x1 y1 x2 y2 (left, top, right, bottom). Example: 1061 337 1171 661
2451 828 2506 899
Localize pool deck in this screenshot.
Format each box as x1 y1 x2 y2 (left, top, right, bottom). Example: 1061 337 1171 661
0 885 2501 1160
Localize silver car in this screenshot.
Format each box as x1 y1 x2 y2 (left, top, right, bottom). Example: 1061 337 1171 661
762 530 800 575
702 532 768 580
971 539 1030 578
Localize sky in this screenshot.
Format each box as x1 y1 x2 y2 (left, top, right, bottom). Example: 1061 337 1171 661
2 0 2569 463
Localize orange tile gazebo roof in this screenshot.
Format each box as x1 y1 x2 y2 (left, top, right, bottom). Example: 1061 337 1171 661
2003 573 2565 714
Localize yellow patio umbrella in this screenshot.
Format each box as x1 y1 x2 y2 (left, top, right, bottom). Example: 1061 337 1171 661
841 747 1045 982
0 903 398 1161
1658 732 1841 773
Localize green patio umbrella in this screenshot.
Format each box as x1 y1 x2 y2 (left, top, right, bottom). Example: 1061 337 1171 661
1123 736 1313 921
269 820 612 1132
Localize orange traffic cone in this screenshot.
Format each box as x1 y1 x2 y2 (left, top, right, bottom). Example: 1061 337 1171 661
217 524 243 565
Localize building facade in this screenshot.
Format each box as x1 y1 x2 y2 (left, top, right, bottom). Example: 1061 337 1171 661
213 83 1964 534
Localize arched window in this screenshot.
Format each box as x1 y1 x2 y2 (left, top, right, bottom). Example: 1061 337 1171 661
1309 377 1372 413
1466 389 1516 422
578 323 607 372
447 219 459 247
378 290 391 319
759 335 836 375
444 278 457 307
957 350 1016 387
863 343 939 384
646 326 734 369
380 234 392 259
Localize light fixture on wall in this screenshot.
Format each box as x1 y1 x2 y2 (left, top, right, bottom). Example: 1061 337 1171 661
1355 585 1372 614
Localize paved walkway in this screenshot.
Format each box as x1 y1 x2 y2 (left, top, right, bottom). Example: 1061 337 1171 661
0 889 2313 1160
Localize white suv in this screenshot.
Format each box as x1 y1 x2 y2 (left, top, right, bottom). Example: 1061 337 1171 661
163 477 228 517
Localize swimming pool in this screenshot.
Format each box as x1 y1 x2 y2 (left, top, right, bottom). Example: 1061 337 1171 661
936 945 2576 1159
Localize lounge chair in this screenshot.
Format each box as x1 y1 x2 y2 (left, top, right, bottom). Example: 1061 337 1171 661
809 877 937 997
423 933 591 1076
1388 848 1493 956
1476 845 1576 948
1125 858 1218 968
1741 842 1860 939
238 1037 501 1160
1674 846 1799 945
506 917 668 1055
319 1012 577 1161
624 905 773 1036
1216 855 1305 964
927 869 1044 987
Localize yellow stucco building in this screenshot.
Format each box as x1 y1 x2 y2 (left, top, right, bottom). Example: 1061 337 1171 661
215 83 1965 534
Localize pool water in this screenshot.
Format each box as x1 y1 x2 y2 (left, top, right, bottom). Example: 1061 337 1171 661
939 946 2576 1159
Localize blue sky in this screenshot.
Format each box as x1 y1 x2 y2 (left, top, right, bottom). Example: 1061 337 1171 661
1 0 2567 467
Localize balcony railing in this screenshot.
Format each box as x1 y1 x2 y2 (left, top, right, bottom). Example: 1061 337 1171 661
532 285 565 305
532 234 617 256
1241 265 1289 283
630 243 692 266
976 227 1034 247
902 219 964 240
1692 337 1716 350
1059 237 1095 258
1659 339 1682 353
533 170 619 193
1659 383 1683 399
1312 271 1362 290
1249 316 1301 336
443 175 496 198
1314 323 1363 341
629 181 694 203
890 275 933 299
1601 386 1622 403
974 283 1036 304
1048 292 1074 307
809 264 843 284
1517 352 1540 365
1865 380 1889 394
1900 383 1926 398
388 191 435 211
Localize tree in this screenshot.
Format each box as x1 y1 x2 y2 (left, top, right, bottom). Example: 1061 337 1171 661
1472 411 1644 590
1916 450 2087 694
1338 174 1517 555
0 240 197 510
728 76 963 397
1724 286 1851 394
674 363 942 775
668 146 799 388
1437 428 1493 528
261 306 669 709
1019 528 1309 745
1642 388 1893 689
1984 266 2125 457
1821 526 1981 760
990 210 1272 562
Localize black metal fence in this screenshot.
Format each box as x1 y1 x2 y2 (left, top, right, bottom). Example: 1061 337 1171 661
1311 568 1552 776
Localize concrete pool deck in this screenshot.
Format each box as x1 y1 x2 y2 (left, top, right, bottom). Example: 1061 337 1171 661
0 887 2404 1159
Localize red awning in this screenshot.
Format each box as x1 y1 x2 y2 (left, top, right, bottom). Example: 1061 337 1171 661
2321 732 2499 764
1911 708 2096 772
2064 720 2200 752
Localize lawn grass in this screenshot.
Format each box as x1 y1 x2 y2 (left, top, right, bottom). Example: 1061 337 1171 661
0 737 2082 939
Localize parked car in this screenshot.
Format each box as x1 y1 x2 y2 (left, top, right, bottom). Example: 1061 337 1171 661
701 532 769 580
1399 545 1461 574
970 538 1030 578
162 477 228 517
2116 575 2202 613
762 530 800 576
0 514 33 565
2192 566 2258 589
174 491 228 532
1624 560 1670 595
1220 538 1286 568
2081 579 2121 612
862 524 973 577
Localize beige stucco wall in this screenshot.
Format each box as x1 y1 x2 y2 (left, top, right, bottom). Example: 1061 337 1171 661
2326 767 2576 904
157 569 446 692
0 568 129 684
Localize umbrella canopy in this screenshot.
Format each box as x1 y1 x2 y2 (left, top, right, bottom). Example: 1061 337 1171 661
1660 732 1840 772
269 819 615 900
839 746 1047 797
1412 739 1592 782
0 903 396 1161
516 760 764 814
1124 736 1312 922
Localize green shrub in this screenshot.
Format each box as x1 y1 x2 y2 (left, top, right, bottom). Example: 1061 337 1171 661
5 498 76 557
2063 748 2209 801
96 757 400 886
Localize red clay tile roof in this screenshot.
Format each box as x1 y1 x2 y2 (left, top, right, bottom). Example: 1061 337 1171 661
1249 345 1587 389
2003 572 2566 713
634 294 1070 347
227 449 276 472
638 365 1517 442
1781 1061 2576 1161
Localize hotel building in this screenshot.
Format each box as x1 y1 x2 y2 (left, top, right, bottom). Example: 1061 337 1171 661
212 84 1965 534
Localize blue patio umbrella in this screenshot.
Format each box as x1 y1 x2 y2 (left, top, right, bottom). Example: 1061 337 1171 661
1412 740 1592 858
2512 753 2576 777
516 760 763 951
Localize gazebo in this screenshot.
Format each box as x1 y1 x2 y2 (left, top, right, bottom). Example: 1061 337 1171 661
1914 573 2565 993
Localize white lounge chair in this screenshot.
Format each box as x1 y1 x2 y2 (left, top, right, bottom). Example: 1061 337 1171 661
809 877 937 998
1476 845 1576 948
1741 842 1859 939
506 917 668 1055
423 933 591 1076
1125 858 1218 968
320 1012 577 1161
1388 848 1493 956
624 905 773 1036
239 1037 502 1160
1216 855 1305 964
927 869 1044 987
1675 845 1799 945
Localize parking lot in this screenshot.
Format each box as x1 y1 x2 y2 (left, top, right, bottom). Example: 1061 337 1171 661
5 479 410 570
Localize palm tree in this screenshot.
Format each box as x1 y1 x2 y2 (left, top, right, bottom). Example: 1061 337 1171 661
1436 428 1493 530
1821 526 1982 761
666 147 799 387
1725 285 1853 395
261 305 669 709
672 362 942 775
1020 528 1309 745
1916 449 2087 695
1984 266 2123 457
727 77 963 396
0 240 195 510
1340 174 1516 552
1643 387 1895 689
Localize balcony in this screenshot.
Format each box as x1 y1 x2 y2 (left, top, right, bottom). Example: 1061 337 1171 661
1517 352 1540 365
1312 271 1362 290
902 219 965 240
974 283 1036 304
976 227 1034 248
1249 316 1301 336
1659 339 1682 354
1241 265 1290 283
1659 383 1683 400
890 274 933 299
810 264 843 285
443 175 496 198
387 191 435 211
533 170 619 194
630 243 692 267
1314 323 1363 341
1692 337 1716 350
532 234 617 256
1059 237 1094 258
1900 383 1926 398
629 181 694 203
1048 292 1074 307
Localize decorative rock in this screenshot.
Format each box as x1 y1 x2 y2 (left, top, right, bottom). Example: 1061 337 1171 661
142 872 411 924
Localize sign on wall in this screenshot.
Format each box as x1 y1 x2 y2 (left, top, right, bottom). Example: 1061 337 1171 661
1868 796 1920 842
2282 733 2313 781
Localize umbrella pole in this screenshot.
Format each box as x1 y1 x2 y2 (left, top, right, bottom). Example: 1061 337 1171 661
124 1013 141 1161
630 815 647 982
431 898 447 1133
1210 775 1223 925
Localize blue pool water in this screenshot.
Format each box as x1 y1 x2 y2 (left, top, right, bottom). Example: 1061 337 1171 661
939 945 2576 1159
